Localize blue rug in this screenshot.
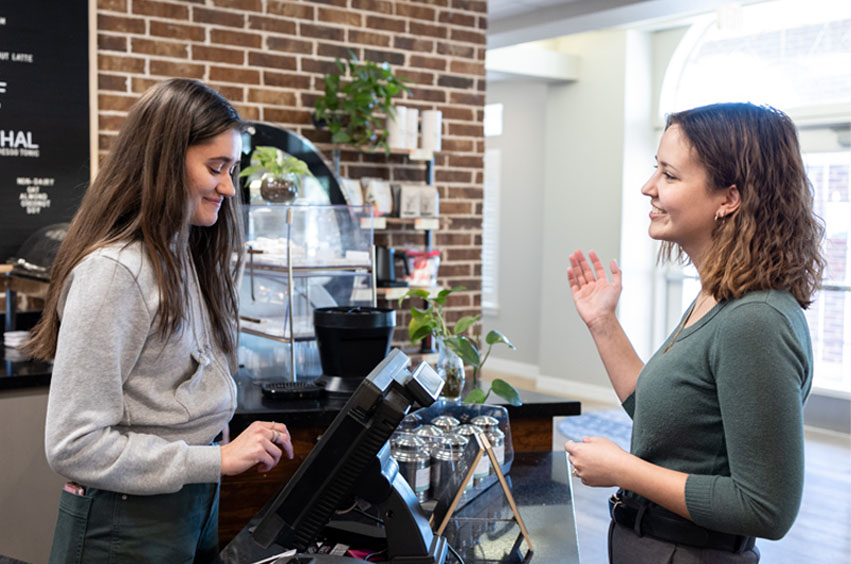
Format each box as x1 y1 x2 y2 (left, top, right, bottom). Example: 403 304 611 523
557 409 633 451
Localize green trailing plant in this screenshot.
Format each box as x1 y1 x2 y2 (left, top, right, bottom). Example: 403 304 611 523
399 286 521 406
238 146 313 180
314 52 410 152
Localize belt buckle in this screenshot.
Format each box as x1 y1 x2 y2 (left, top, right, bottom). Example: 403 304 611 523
609 493 624 519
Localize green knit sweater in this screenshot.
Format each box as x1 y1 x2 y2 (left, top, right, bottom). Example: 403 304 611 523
622 289 813 540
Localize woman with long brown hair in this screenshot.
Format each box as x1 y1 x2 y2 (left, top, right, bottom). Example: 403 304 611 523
565 103 824 563
28 78 293 563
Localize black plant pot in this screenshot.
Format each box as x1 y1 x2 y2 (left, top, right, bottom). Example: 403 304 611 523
314 306 396 395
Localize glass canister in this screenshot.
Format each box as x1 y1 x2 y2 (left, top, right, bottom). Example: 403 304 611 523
486 427 506 471
399 412 423 432
431 415 460 435
430 433 471 501
470 415 499 434
391 434 431 503
414 425 444 454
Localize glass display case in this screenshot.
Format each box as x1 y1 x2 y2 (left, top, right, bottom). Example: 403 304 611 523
238 204 376 382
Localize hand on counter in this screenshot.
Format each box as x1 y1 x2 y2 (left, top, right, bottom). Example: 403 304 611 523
221 420 294 475
564 436 629 487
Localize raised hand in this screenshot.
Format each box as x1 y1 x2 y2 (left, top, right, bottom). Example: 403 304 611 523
566 250 622 330
220 420 294 476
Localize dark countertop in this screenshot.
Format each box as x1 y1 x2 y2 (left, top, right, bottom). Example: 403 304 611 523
220 450 580 564
0 347 52 390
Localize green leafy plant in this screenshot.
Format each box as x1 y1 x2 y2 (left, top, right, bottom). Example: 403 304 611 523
399 286 521 406
314 52 410 151
238 146 313 180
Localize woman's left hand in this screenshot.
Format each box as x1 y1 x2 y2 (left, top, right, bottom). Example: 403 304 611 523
564 436 632 487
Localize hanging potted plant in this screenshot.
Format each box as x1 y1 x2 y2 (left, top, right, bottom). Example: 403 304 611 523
239 146 313 204
314 52 410 152
399 286 521 405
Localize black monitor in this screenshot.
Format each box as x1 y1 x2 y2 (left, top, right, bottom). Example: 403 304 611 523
250 349 447 563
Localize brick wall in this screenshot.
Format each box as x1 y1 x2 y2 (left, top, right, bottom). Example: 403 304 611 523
96 0 487 348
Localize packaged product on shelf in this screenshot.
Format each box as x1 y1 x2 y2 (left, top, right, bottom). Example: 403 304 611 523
405 249 441 287
340 177 365 206
420 185 439 217
364 179 393 216
392 183 423 218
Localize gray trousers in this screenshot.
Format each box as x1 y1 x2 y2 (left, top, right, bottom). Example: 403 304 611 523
48 482 220 564
608 521 761 564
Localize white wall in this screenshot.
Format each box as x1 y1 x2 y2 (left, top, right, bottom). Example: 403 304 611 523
482 81 548 366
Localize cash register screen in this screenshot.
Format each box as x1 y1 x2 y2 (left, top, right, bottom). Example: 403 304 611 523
250 349 443 551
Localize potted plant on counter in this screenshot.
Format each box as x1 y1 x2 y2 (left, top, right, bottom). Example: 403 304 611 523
239 146 313 204
399 286 521 406
313 52 410 152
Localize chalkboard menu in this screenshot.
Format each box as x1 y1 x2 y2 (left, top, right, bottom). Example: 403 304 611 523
0 3 90 262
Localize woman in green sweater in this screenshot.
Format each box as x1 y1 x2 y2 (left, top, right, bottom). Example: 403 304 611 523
565 103 824 563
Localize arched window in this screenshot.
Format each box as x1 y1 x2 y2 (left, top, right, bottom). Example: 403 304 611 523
658 0 851 395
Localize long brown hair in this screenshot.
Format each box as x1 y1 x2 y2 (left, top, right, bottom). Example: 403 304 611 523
28 78 245 360
660 103 825 308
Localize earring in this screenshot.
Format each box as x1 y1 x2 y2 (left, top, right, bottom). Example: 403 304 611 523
714 210 725 222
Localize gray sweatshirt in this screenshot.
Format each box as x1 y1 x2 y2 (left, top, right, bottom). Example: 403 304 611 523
45 241 236 495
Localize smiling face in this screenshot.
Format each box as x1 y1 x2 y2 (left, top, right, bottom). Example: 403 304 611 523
640 125 732 265
185 128 242 227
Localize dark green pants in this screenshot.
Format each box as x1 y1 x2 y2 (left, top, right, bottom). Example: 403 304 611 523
48 482 220 564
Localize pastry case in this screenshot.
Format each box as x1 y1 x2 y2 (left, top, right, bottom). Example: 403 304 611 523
237 204 376 382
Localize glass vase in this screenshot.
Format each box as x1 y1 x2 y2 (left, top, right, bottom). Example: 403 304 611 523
435 336 465 401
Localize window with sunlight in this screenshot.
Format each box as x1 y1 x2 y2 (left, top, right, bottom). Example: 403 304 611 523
659 0 851 395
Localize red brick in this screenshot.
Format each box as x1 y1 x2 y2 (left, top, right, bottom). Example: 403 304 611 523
451 0 486 13
248 51 298 71
367 15 407 33
150 21 206 41
347 29 392 47
439 201 474 214
435 232 472 246
248 15 297 34
363 49 404 66
299 23 345 41
450 60 484 75
99 134 117 152
410 21 447 38
438 264 472 277
131 76 160 93
211 29 263 48
436 169 473 183
319 7 362 26
193 45 245 65
131 38 188 58
98 14 145 34
209 83 245 102
395 37 433 54
395 3 436 21
233 104 261 120
451 28 486 45
448 187 483 199
211 0 262 12
478 15 486 30
193 7 244 27
264 108 314 124
438 74 474 89
318 43 359 60
437 41 475 58
441 138 474 152
449 91 483 106
438 10 474 27
247 88 298 106
264 71 312 90
399 69 434 85
98 113 127 131
98 0 127 11
447 155 482 168
410 55 446 71
266 36 313 54
301 57 341 75
267 1 315 19
209 66 261 84
351 0 393 14
99 94 137 112
98 54 146 73
149 60 205 79
132 0 188 19
98 34 127 52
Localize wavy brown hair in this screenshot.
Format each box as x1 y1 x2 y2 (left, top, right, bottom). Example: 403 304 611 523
659 103 825 308
28 78 245 361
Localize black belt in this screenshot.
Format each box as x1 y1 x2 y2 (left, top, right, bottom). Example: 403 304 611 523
609 491 755 554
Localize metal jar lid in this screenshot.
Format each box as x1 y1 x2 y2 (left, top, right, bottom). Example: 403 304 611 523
415 424 444 438
431 415 460 433
391 434 430 462
431 433 468 461
400 412 423 432
471 415 499 434
455 423 484 439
